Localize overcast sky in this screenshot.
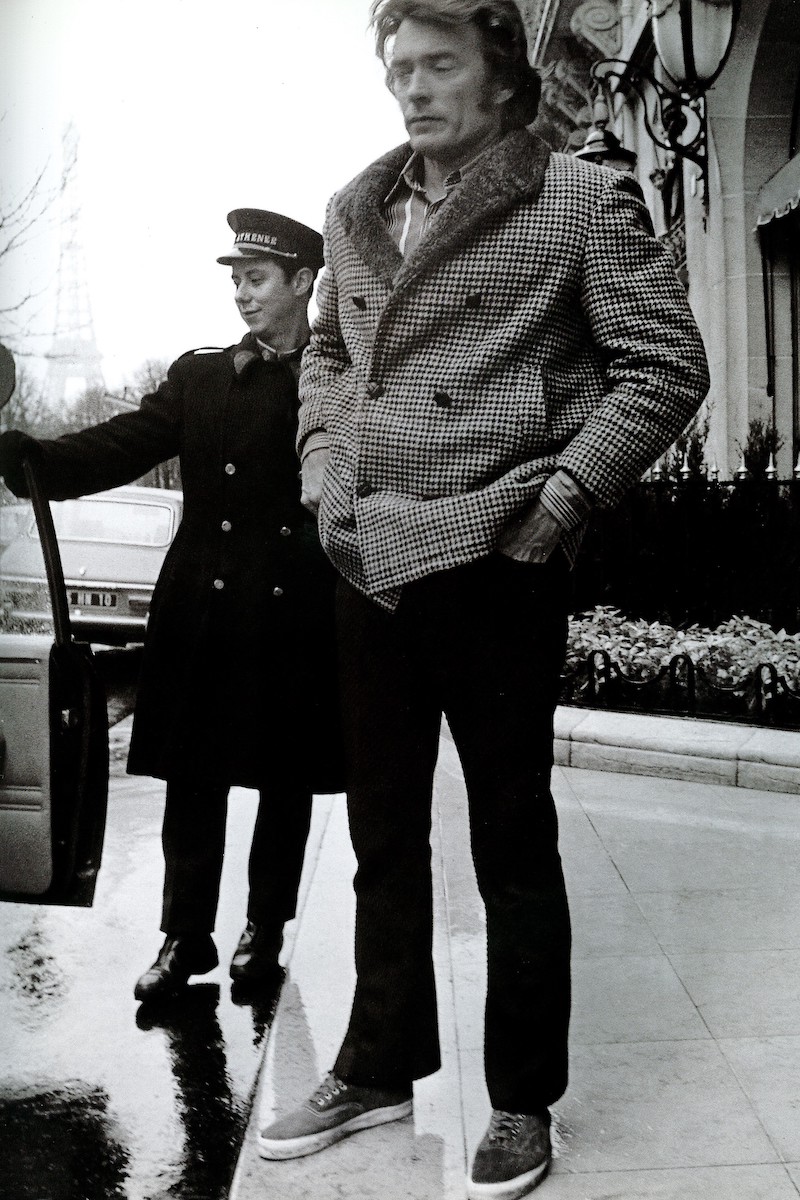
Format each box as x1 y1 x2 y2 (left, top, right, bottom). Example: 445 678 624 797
0 0 407 390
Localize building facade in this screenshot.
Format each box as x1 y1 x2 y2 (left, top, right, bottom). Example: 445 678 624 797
527 0 800 479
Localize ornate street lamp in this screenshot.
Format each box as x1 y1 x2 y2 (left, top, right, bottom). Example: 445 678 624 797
651 0 739 90
576 0 740 212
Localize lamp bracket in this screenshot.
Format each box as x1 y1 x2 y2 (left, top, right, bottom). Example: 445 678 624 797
590 58 708 209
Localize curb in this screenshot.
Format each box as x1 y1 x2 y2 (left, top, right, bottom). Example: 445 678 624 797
555 705 800 794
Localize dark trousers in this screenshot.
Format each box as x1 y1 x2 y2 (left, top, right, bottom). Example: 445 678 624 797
333 554 572 1113
160 780 313 936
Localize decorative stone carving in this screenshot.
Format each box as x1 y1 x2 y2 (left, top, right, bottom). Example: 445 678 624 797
537 56 595 149
569 0 622 57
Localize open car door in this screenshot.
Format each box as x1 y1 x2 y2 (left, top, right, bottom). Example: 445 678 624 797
0 348 109 906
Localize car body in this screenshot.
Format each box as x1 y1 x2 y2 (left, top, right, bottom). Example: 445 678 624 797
0 485 183 645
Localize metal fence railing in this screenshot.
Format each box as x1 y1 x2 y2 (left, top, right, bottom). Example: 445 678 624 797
559 650 800 730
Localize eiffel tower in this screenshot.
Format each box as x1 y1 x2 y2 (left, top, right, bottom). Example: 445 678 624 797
44 127 105 407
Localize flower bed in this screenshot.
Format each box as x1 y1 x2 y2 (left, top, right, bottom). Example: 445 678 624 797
561 607 800 728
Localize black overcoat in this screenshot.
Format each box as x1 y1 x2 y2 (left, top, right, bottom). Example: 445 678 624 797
30 333 344 792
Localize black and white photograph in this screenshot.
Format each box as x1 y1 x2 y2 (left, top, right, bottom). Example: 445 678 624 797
1 1 799 1198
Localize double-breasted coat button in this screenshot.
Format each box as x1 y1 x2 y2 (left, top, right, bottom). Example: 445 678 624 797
221 520 232 532
352 296 367 310
433 391 453 408
366 380 384 399
213 578 225 590
356 483 374 498
465 293 483 309
280 526 291 536
272 586 284 597
224 462 236 475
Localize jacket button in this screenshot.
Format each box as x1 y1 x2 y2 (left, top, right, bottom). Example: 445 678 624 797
221 520 232 532
356 483 374 498
352 296 367 310
213 578 225 590
224 462 236 475
433 391 453 408
366 380 384 399
272 586 284 597
465 293 482 309
280 526 291 536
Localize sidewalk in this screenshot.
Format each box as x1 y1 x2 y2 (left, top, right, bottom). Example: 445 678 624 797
231 720 800 1200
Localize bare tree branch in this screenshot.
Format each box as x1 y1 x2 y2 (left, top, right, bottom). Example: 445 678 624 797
0 122 78 339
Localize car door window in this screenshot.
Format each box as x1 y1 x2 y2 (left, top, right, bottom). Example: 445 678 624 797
0 493 55 635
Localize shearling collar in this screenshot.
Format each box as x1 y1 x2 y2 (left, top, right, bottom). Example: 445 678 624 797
333 128 551 291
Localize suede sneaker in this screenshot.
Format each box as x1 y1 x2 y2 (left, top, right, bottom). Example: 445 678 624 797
258 1071 413 1160
468 1109 551 1200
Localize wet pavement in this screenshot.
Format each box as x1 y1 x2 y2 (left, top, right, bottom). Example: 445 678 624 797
0 715 285 1200
4 695 800 1199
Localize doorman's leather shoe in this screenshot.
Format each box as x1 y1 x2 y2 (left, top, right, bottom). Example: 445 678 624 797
229 921 283 982
133 935 218 1001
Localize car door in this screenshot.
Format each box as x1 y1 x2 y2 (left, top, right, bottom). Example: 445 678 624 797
0 351 109 906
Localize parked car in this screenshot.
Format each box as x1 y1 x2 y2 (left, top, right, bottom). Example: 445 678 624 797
0 485 183 645
0 500 30 549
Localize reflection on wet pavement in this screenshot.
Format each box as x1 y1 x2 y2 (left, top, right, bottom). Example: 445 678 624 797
5 916 69 1021
132 982 279 1199
0 763 281 1200
0 1085 129 1200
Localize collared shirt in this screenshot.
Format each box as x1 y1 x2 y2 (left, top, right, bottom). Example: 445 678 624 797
383 153 462 258
256 337 306 363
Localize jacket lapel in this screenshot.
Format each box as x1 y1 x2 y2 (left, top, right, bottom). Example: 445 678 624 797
396 130 551 292
335 145 409 286
333 129 551 294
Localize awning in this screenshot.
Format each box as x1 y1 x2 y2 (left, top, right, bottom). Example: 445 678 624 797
756 154 800 227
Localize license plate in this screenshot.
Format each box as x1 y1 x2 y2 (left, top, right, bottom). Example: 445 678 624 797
69 590 117 609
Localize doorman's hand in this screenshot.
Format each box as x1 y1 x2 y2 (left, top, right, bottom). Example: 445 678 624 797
300 447 329 515
498 499 563 564
0 430 41 498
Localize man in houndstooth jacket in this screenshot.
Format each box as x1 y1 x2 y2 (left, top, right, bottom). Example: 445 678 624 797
259 2 709 1195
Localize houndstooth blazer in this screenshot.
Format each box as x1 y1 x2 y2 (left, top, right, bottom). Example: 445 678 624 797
299 128 709 606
